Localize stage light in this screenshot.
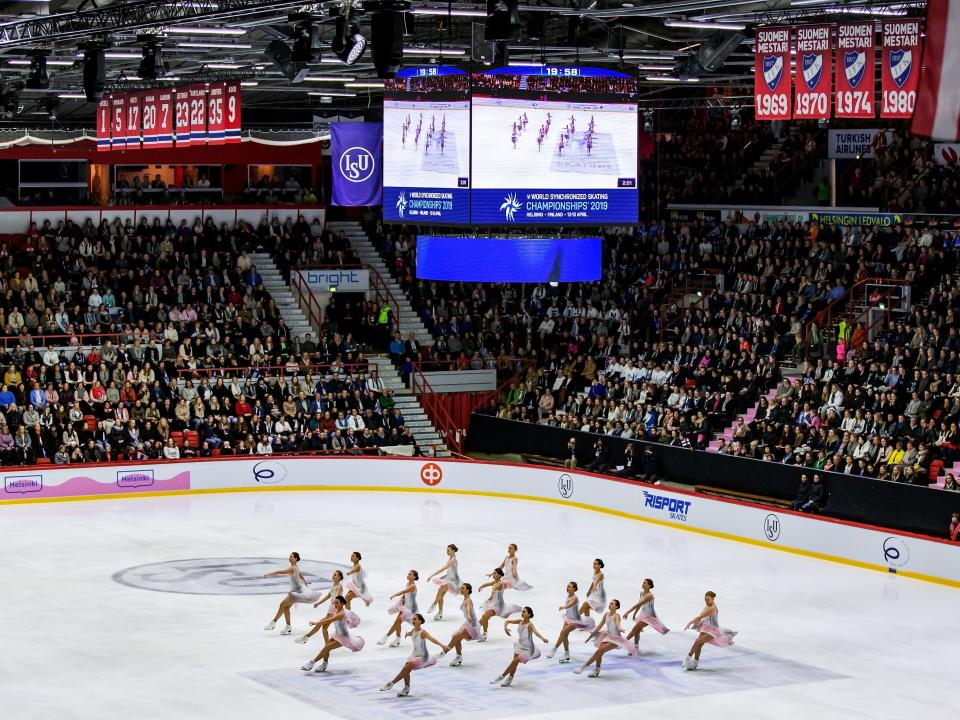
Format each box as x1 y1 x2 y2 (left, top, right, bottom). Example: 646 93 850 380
332 16 367 66
264 38 309 83
485 0 520 42
730 106 742 131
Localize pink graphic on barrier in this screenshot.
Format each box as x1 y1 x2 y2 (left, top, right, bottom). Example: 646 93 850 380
2 470 191 499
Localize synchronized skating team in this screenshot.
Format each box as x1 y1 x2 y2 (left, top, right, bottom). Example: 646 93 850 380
263 545 737 696
508 111 597 156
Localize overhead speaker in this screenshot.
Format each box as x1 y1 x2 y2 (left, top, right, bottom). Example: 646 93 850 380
264 38 309 83
25 54 49 90
292 21 323 64
82 48 105 102
694 30 745 72
472 22 495 65
138 42 163 80
485 0 520 42
371 11 404 78
526 4 544 40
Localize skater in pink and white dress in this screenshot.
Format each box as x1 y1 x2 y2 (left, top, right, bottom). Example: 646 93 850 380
438 583 482 666
426 544 460 620
478 568 521 641
546 581 596 663
263 552 322 635
682 591 737 670
490 607 549 687
379 614 446 697
295 570 360 644
575 600 639 677
379 570 419 647
492 544 532 591
624 578 670 645
301 596 366 673
578 559 605 617
343 551 373 608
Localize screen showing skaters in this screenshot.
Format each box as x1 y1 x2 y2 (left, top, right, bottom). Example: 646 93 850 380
427 544 460 620
623 578 670 646
493 543 532 591
682 590 737 670
300 596 365 673
491 607 549 687
379 614 445 697
379 570 419 647
262 552 322 636
580 558 606 616
575 599 639 677
478 568 521 641
437 583 482 667
547 581 596 663
295 570 360 644
343 551 373 608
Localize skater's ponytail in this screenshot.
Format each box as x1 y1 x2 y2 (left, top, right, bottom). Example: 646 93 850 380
705 590 716 599
448 543 459 553
291 551 301 562
493 567 505 578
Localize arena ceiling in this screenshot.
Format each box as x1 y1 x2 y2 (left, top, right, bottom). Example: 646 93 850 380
0 0 926 123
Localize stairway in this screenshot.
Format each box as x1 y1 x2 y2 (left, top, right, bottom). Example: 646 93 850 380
325 220 434 348
249 253 316 342
707 386 779 452
367 355 450 457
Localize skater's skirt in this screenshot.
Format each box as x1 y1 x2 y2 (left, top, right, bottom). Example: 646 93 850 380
636 612 670 635
559 613 596 631
289 589 323 604
593 632 640 656
482 600 521 618
500 578 532 592
345 581 373 607
343 609 361 629
513 643 541 664
407 654 437 671
585 594 606 614
432 576 460 594
458 621 483 641
694 623 736 647
388 600 416 622
331 632 365 652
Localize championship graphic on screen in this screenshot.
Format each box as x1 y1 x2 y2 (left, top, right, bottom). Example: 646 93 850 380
471 66 638 224
383 66 470 223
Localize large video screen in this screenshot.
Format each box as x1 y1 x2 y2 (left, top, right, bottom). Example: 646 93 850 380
416 236 601 282
471 66 638 225
383 66 470 223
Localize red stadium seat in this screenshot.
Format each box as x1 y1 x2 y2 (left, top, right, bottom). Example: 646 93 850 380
84 415 97 431
183 430 199 448
36 457 51 464
928 459 944 481
170 431 184 447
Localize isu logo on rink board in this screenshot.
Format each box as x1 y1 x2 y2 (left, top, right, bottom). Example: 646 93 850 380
642 491 690 522
420 462 443 486
883 537 910 568
339 146 376 183
557 473 574 498
253 460 287 485
764 513 781 541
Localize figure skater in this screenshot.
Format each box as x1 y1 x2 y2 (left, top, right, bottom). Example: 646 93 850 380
263 552 321 635
301 596 365 673
379 570 419 647
490 607 548 687
575 599 638 677
438 583 482 666
493 544 532 591
624 578 670 645
546 581 595 663
682 591 737 670
379 614 446 696
579 558 605 616
427 543 460 620
295 570 360 644
343 551 373 608
478 568 521 641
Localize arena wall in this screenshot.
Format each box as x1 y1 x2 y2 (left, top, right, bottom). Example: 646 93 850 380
1 456 957 587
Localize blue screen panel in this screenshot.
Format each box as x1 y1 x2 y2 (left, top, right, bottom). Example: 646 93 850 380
416 236 601 283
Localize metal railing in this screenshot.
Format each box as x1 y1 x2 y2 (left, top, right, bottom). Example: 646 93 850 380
176 361 372 381
290 263 401 336
0 331 124 350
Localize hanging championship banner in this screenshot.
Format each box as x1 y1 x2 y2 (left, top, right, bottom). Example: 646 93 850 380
881 19 923 118
225 81 241 143
754 26 792 120
794 24 832 119
836 22 876 118
110 93 125 149
155 89 174 148
141 90 158 146
175 88 191 147
189 84 208 144
206 82 226 145
96 95 111 151
124 92 141 149
331 122 383 206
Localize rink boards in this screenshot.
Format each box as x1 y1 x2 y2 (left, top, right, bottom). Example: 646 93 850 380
1 456 957 587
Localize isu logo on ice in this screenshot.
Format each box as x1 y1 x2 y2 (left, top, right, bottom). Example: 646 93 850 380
500 193 521 222
762 55 784 91
889 48 912 88
395 192 407 218
339 146 375 183
802 53 823 90
420 462 443 486
844 50 867 88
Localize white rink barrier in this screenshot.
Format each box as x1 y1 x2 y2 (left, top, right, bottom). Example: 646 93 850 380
2 456 958 588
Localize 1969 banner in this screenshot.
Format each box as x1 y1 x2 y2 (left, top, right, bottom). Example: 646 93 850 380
755 26 792 120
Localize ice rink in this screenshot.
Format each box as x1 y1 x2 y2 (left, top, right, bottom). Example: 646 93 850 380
472 97 638 189
1 488 954 720
383 100 470 188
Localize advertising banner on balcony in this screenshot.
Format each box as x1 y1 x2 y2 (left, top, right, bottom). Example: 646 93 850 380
835 22 876 118
880 19 923 119
793 24 832 119
296 268 371 292
754 26 792 120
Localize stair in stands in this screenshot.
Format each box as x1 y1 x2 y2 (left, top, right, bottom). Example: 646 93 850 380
706 386 779 452
249 252 316 341
366 354 450 457
325 220 434 348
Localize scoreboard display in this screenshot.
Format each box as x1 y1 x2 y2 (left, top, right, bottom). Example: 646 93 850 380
470 66 638 225
383 66 471 224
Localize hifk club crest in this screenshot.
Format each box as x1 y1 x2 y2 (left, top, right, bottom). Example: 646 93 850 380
844 50 867 89
889 48 912 88
762 55 784 91
802 53 823 91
